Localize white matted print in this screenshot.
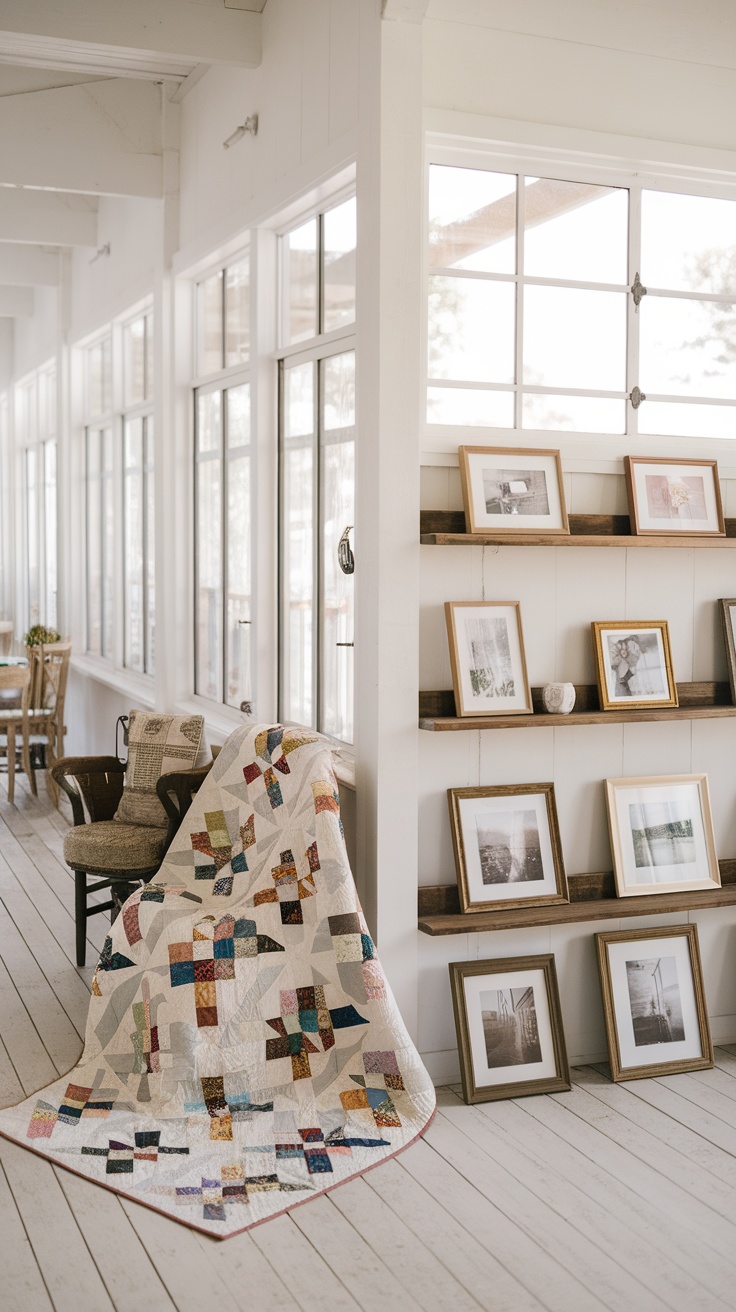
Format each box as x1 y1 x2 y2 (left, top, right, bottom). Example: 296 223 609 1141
459 446 569 535
625 457 724 536
445 601 532 717
592 621 677 710
449 956 570 1103
596 925 712 1080
605 773 720 897
448 784 567 912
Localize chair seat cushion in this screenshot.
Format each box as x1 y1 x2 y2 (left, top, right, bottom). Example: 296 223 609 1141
64 821 167 873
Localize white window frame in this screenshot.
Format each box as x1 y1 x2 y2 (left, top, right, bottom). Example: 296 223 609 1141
14 362 58 635
122 307 155 675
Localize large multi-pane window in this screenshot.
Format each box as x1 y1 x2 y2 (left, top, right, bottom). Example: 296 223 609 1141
123 310 155 673
194 253 252 709
278 195 356 743
427 164 736 438
85 335 114 659
16 365 57 632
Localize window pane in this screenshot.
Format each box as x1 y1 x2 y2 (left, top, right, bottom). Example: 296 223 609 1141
427 386 515 427
524 286 627 391
86 431 101 655
522 392 625 433
44 441 57 630
88 338 111 416
283 218 318 345
26 449 39 627
39 370 56 440
640 295 736 399
321 353 354 742
195 458 222 701
145 311 154 401
145 419 155 674
197 389 221 453
282 362 314 725
429 166 516 274
102 429 114 661
124 417 144 672
226 453 251 709
428 276 516 383
17 383 35 444
524 178 628 284
638 399 736 439
197 271 223 375
225 257 249 368
323 198 356 332
124 315 146 407
641 190 736 294
227 382 250 449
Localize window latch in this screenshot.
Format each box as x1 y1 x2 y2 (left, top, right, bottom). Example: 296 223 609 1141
237 619 251 625
630 386 647 409
338 525 354 575
631 272 648 308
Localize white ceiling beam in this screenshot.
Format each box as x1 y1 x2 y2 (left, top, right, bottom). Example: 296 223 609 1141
0 244 58 285
0 286 34 316
0 191 97 246
0 80 162 197
0 0 262 69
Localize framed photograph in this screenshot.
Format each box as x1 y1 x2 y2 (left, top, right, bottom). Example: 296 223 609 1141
445 601 532 717
591 620 678 710
718 598 736 704
595 924 713 1081
449 955 570 1103
605 773 720 897
448 783 568 913
624 457 725 536
458 446 569 536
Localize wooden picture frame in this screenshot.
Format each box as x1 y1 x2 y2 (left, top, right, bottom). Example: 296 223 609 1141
591 620 678 710
605 773 720 897
718 598 736 705
595 924 713 1081
449 954 570 1104
448 783 568 913
444 601 532 717
458 446 569 536
624 457 725 537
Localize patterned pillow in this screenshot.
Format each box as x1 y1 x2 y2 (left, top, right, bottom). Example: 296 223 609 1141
113 712 210 829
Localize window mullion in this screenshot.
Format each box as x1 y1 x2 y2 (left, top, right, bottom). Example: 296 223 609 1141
515 175 524 430
627 182 643 439
314 360 322 734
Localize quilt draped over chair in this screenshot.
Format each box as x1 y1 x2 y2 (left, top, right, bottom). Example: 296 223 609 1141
0 724 436 1238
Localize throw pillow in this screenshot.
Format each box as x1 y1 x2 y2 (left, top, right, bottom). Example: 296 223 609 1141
113 712 210 829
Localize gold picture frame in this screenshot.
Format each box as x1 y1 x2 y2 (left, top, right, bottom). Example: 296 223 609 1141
448 783 568 913
449 954 570 1104
596 924 713 1081
605 773 720 898
718 598 736 705
624 456 725 537
445 601 532 718
591 620 678 711
458 445 570 536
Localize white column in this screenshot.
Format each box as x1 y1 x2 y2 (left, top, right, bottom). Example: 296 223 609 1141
355 3 424 1036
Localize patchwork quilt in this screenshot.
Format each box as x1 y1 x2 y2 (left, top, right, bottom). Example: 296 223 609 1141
0 725 436 1237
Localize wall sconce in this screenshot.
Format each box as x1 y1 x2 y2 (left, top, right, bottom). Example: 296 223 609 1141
223 114 258 150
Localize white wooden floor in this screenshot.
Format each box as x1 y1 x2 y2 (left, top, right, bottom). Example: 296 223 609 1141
3 782 736 1311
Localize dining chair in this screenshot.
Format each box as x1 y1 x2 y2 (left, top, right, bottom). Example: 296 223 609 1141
24 641 72 804
0 665 33 805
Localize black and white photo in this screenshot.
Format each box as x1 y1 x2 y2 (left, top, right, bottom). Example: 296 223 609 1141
605 774 720 897
448 783 568 912
459 446 569 535
445 601 532 718
625 956 685 1046
592 621 678 710
480 986 542 1066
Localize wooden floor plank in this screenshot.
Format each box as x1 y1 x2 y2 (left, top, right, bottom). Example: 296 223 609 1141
0 1159 54 1311
610 1070 736 1161
329 1172 483 1312
119 1196 246 1312
431 1110 657 1312
474 1090 730 1312
0 954 58 1095
0 817 100 974
1 879 91 1032
0 1031 25 1109
0 901 82 1074
0 1137 115 1312
247 1211 362 1312
656 1070 736 1124
365 1153 544 1312
192 1226 303 1312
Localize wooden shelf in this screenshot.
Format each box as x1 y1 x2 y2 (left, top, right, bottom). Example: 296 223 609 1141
419 682 736 731
418 863 736 934
421 510 736 548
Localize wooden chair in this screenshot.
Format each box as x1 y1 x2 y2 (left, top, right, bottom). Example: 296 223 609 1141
0 665 33 805
24 641 71 804
52 749 218 967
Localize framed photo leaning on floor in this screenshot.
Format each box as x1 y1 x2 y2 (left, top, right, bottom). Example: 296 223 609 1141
596 924 713 1081
449 955 570 1104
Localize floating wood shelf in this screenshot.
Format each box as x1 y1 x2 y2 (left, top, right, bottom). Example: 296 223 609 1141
418 862 736 934
420 510 736 548
419 682 736 731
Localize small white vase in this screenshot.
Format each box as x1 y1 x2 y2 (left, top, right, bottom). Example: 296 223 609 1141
542 682 576 714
